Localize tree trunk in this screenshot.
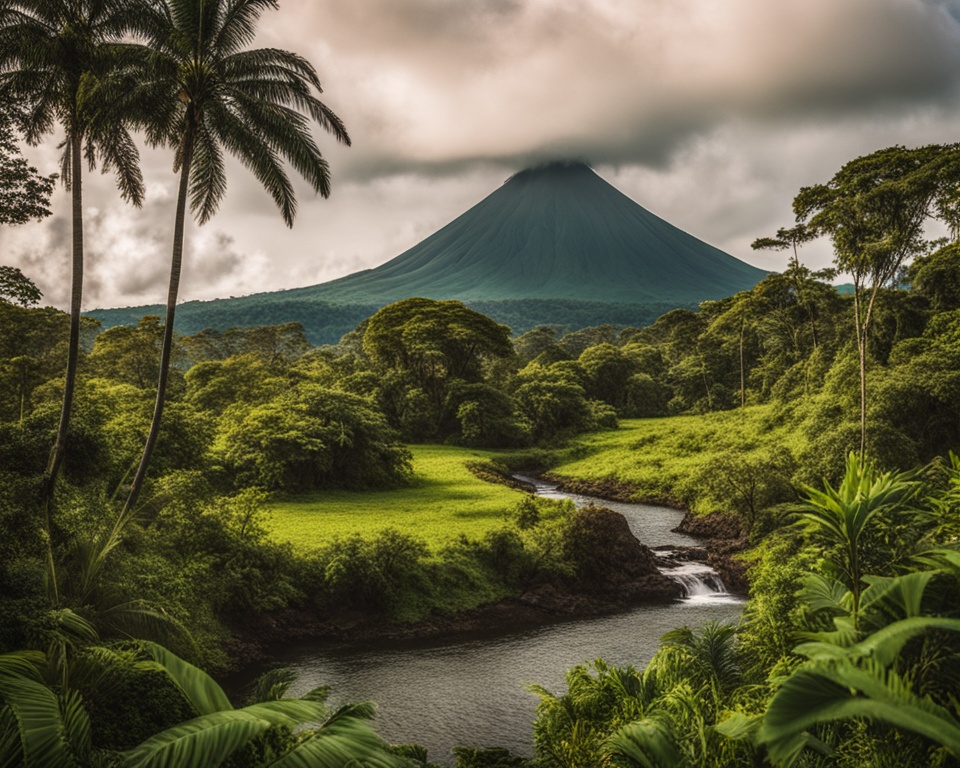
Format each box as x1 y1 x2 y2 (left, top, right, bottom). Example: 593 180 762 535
123 126 195 516
701 361 712 411
45 132 83 493
739 310 746 408
18 358 27 426
857 284 883 458
42 132 84 603
852 282 867 458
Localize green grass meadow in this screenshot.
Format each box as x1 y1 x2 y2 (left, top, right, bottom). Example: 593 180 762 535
549 405 807 511
265 406 807 551
265 444 530 551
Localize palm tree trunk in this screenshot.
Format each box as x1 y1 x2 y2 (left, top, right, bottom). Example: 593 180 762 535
123 127 195 516
42 132 84 604
45 132 84 492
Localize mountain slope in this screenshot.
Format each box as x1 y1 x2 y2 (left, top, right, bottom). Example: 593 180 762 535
89 162 767 342
267 161 764 305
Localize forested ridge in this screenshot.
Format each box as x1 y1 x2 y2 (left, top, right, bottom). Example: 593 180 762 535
2 0 960 764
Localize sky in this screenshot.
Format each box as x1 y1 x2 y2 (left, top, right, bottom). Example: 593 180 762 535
5 0 960 310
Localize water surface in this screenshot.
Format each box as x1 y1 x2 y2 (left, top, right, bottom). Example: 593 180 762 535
258 481 745 765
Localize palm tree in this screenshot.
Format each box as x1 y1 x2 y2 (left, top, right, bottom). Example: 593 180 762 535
794 453 921 624
0 0 146 549
1 640 401 767
757 583 960 765
122 0 350 515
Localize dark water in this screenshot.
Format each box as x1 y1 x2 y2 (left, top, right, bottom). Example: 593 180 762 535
253 480 745 766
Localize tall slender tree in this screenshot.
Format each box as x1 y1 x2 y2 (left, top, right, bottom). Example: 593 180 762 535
752 224 821 349
791 145 960 455
0 0 145 584
123 0 350 514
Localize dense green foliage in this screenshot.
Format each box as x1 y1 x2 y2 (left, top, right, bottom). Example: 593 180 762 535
0 634 402 767
90 297 686 347
528 456 960 767
0 105 54 227
517 145 960 768
5 49 960 766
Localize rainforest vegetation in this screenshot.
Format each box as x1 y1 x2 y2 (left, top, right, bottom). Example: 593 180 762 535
3 1 960 767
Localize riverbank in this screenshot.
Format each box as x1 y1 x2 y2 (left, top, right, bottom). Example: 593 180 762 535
225 449 749 674
543 471 752 593
222 482 747 766
222 501 686 672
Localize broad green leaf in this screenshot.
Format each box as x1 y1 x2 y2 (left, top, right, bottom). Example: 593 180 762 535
860 571 936 620
759 661 960 763
139 642 232 716
849 616 960 666
122 710 268 768
266 705 400 768
714 711 760 741
0 672 77 768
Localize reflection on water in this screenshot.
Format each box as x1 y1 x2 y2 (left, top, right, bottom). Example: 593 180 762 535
258 481 746 766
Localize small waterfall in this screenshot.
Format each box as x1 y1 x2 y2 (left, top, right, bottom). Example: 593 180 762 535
657 560 736 604
516 474 743 605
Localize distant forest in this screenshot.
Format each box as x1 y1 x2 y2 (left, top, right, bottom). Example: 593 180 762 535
88 297 689 346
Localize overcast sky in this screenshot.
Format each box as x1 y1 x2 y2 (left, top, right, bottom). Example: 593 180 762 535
5 0 960 310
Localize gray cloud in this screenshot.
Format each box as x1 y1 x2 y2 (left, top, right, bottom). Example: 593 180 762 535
5 0 960 311
288 0 960 180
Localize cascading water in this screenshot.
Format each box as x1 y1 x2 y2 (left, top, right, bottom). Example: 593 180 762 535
657 560 735 603
516 474 740 605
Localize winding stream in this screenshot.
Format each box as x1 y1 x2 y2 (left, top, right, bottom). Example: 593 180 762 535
252 479 745 765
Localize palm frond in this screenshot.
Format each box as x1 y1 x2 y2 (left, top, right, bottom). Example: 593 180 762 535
213 0 278 56
221 47 350 144
121 709 271 768
265 704 401 768
207 99 295 224
220 92 330 197
759 659 960 762
138 642 233 716
123 698 339 768
0 663 79 768
187 121 228 225
242 667 297 705
606 718 691 768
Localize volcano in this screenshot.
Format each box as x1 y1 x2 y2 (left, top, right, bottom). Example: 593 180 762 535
298 161 765 305
89 162 767 342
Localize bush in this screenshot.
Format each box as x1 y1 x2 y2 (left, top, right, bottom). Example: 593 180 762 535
214 384 412 491
693 447 796 536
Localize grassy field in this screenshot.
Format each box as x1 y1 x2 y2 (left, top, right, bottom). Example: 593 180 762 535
266 406 807 550
548 404 807 511
264 444 532 551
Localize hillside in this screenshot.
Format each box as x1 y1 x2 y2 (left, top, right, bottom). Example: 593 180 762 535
89 161 767 343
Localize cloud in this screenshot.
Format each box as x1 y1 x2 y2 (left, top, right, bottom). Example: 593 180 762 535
273 0 960 181
5 0 960 311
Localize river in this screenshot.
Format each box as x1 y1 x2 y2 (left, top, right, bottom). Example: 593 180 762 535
251 478 745 765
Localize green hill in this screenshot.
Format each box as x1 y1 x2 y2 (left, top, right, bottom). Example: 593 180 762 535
89 161 767 343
